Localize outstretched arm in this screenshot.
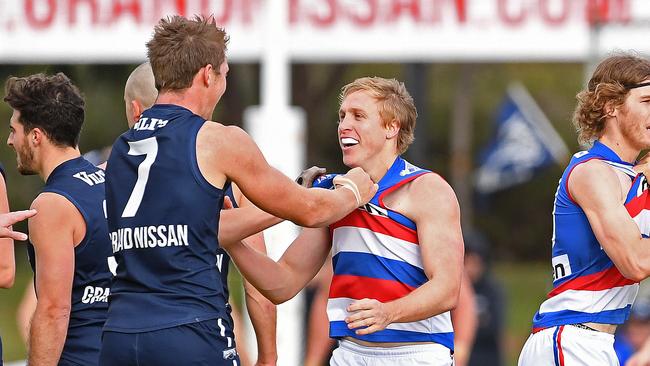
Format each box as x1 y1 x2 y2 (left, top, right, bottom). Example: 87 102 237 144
198 123 376 228
224 227 331 304
345 174 464 334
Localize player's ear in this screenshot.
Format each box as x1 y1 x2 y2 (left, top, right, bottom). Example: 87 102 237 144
386 119 400 140
29 128 44 147
131 100 144 123
203 64 214 87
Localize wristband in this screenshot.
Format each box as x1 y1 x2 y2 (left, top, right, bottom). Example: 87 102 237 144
334 177 362 207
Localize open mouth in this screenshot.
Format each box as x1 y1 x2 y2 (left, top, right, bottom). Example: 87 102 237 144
341 137 359 148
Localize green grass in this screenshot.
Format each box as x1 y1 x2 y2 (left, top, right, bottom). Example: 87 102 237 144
0 261 551 364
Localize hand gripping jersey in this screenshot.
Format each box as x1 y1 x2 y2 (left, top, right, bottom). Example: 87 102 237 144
314 157 455 350
104 104 230 332
27 157 113 365
532 141 644 331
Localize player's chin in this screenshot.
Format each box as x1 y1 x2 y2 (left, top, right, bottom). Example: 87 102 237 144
342 154 360 169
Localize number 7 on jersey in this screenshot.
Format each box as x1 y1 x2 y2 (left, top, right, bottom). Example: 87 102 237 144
122 137 158 217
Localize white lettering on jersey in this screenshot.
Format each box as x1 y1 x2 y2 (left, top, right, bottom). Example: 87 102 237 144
133 117 169 131
552 254 572 282
110 224 189 253
73 170 105 186
81 286 110 304
216 253 224 272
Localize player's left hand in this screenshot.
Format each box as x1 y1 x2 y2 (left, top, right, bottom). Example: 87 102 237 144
345 298 394 335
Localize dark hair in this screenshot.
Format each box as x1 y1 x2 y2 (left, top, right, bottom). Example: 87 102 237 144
147 15 229 92
4 72 85 148
573 53 650 145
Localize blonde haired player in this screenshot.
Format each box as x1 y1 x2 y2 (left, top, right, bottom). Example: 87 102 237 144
221 76 464 366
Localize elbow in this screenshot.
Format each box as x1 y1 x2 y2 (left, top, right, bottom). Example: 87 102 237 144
38 301 71 320
620 265 648 283
0 270 15 289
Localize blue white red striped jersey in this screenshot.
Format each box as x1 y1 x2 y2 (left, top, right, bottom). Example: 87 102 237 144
315 157 455 350
532 140 644 330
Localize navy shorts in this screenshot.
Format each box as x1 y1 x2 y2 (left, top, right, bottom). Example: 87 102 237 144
99 318 239 366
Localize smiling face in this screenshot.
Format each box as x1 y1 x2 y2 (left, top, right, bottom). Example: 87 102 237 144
616 80 650 151
338 91 397 169
7 110 37 175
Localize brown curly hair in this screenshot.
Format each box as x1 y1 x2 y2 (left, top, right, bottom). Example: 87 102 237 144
573 53 650 145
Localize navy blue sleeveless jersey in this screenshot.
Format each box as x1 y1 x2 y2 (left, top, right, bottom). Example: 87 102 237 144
27 157 113 365
104 104 230 332
218 187 237 306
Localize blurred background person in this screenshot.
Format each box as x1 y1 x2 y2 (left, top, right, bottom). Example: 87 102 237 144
464 230 506 366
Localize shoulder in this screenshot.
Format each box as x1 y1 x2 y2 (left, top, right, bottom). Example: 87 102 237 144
396 173 459 223
29 193 82 238
198 122 253 154
569 159 625 205
409 173 458 206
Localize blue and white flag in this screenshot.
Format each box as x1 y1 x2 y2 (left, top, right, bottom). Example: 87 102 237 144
475 83 569 194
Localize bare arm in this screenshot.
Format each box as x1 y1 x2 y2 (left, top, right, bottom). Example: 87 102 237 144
346 174 464 334
17 280 37 345
570 160 650 281
0 175 15 288
28 193 80 366
197 123 376 228
224 227 331 304
230 184 278 366
626 335 650 366
450 274 478 366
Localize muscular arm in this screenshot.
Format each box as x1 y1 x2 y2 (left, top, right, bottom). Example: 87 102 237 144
230 184 278 365
28 193 82 366
347 174 464 334
570 160 650 281
198 123 375 229
0 175 15 288
225 227 331 304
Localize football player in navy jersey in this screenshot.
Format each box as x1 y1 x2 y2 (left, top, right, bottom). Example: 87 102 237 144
4 73 113 366
220 77 464 366
123 62 279 366
99 16 373 366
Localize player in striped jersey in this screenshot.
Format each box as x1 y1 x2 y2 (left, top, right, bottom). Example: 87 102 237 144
220 77 464 365
518 54 650 366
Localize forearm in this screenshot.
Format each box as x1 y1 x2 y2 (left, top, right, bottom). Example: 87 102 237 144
28 305 70 365
0 238 15 288
285 187 359 228
386 280 460 324
245 282 277 364
450 277 477 366
226 241 299 304
219 206 281 246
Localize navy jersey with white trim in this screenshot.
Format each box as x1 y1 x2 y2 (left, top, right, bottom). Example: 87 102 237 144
27 157 113 365
104 104 230 332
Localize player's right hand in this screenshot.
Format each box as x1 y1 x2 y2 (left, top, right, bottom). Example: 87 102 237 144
0 209 37 241
337 167 378 205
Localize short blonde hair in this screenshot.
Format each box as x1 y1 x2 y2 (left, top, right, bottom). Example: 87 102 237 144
340 77 417 155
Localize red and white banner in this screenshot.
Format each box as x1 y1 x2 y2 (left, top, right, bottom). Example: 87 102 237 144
0 0 648 63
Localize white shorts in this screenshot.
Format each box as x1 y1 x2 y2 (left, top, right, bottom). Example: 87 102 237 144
518 325 618 366
330 339 454 366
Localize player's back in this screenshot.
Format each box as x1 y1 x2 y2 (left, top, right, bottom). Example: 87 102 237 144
104 104 229 333
28 157 113 365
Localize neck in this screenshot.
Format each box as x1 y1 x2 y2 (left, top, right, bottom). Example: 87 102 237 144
598 134 639 164
362 150 400 183
156 88 214 120
39 146 81 182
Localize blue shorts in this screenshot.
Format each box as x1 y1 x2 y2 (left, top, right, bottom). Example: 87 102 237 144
99 318 239 366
